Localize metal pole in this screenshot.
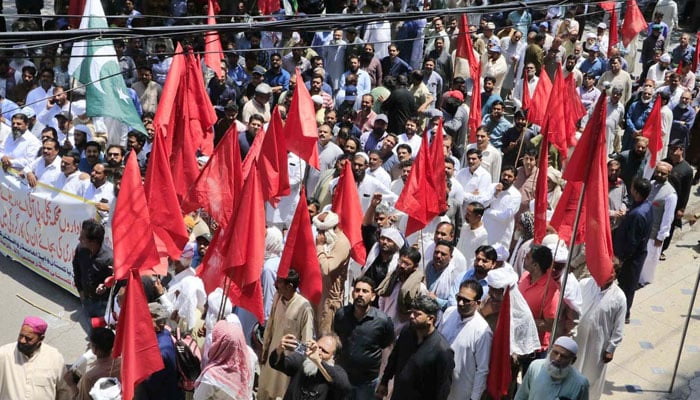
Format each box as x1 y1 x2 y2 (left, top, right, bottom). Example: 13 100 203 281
668 263 700 392
549 182 587 345
217 274 231 321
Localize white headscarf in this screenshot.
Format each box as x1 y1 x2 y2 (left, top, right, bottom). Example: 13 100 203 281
487 267 541 355
312 211 340 252
265 227 283 260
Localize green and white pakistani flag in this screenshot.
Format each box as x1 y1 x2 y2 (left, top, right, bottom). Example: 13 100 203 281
68 0 145 133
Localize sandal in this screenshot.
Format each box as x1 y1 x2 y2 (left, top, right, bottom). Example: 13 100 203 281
659 253 666 261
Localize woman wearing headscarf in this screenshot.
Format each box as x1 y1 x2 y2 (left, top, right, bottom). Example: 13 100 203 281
194 321 255 400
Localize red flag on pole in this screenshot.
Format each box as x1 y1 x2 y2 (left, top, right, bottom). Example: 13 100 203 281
693 32 700 73
676 59 684 75
153 44 185 154
456 14 482 143
284 69 320 169
543 65 568 158
181 122 244 226
641 96 663 168
259 107 291 206
112 269 165 400
521 73 532 112
204 0 225 80
561 93 615 286
600 2 619 55
144 131 189 260
564 72 587 149
486 286 511 399
533 136 550 244
113 150 163 280
278 185 323 305
184 52 218 155
430 119 448 214
526 67 553 127
68 0 86 28
621 0 648 47
550 181 586 244
395 134 441 236
332 161 367 265
258 0 280 15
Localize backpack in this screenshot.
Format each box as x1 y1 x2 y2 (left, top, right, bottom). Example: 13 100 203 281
171 328 202 392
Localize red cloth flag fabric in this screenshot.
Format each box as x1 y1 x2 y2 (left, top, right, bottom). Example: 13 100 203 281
550 181 586 244
621 0 648 47
526 67 552 126
68 0 86 28
259 107 290 206
561 93 614 286
258 0 280 15
204 0 225 79
112 269 165 400
181 121 244 225
600 2 619 55
183 51 218 155
676 59 684 74
533 136 550 244
331 161 367 265
693 32 700 74
395 133 441 236
430 119 448 214
113 151 162 280
284 69 320 169
542 65 568 158
564 72 587 149
278 185 323 305
486 286 511 399
144 131 189 260
169 86 202 201
641 96 663 168
456 14 482 143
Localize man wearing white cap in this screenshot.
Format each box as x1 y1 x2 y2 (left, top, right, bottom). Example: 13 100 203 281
544 234 582 339
574 265 626 400
515 336 589 399
482 45 508 95
596 22 609 57
241 83 272 123
362 227 404 288
647 53 672 88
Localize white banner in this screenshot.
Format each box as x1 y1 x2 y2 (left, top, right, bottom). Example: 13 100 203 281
0 171 97 296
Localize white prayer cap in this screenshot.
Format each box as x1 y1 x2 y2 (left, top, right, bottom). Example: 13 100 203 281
355 151 370 164
547 167 562 186
197 155 210 165
380 227 404 248
487 266 517 289
72 99 86 116
311 95 324 105
493 243 510 262
553 336 579 355
74 124 90 135
180 241 196 260
543 233 569 263
20 106 35 119
597 22 607 30
660 53 671 63
313 211 339 230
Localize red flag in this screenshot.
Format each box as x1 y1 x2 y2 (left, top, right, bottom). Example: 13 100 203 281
456 14 482 143
68 0 86 28
564 72 587 149
331 161 367 265
486 286 511 398
641 96 663 168
170 87 202 202
259 107 291 206
184 51 218 155
600 2 619 55
181 122 244 226
430 119 448 214
395 134 441 236
521 73 532 112
112 269 165 400
693 32 700 74
284 69 320 169
533 137 550 244
621 0 648 47
154 44 185 154
113 151 162 280
562 94 614 286
542 65 568 158
204 0 225 79
258 0 280 15
550 181 586 244
278 185 323 305
144 132 189 261
526 67 553 126
676 59 684 74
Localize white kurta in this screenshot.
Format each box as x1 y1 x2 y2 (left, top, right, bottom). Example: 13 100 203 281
639 182 677 284
574 279 626 400
322 40 346 92
439 307 492 400
0 342 71 400
482 184 521 248
455 165 492 205
465 143 502 183
266 153 306 228
511 77 538 110
456 223 488 270
330 173 396 212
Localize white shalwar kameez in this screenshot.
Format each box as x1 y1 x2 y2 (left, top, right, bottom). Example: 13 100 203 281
574 278 626 400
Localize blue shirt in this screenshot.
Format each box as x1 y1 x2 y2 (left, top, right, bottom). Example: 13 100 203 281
579 57 605 80
381 56 413 78
458 269 489 300
0 98 19 125
481 92 503 115
482 114 513 149
264 68 290 91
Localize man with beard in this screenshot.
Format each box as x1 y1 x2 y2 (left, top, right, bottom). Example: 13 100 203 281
501 110 534 167
105 145 125 170
126 130 148 169
598 56 633 105
340 55 372 103
482 166 522 248
358 44 382 89
271 333 351 400
25 68 54 117
582 85 625 156
84 163 115 213
55 150 89 197
562 54 583 88
514 337 589 399
381 44 412 79
78 141 103 173
647 53 672 88
397 117 422 156
23 137 61 187
438 280 492 400
623 87 655 151
639 162 677 285
132 66 161 115
367 150 392 188
618 136 650 189
213 101 244 146
459 245 498 297
669 90 695 149
333 277 394 399
361 227 404 293
360 114 389 153
332 153 395 212
0 317 71 399
307 124 343 195
1 113 41 170
313 155 349 209
608 159 629 232
355 94 377 133
425 240 461 312
377 295 454 400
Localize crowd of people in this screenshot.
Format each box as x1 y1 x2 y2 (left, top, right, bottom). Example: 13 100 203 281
0 0 699 399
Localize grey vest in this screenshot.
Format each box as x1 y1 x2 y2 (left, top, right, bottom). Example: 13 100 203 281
649 181 676 239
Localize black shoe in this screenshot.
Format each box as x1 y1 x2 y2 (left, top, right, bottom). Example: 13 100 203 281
625 317 630 324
